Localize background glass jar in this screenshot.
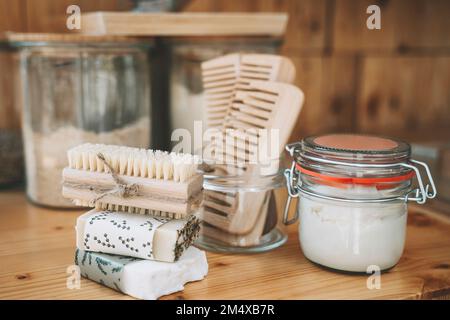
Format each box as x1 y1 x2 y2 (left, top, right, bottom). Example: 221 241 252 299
0 42 23 187
284 134 436 272
196 164 287 253
11 34 151 208
162 38 280 150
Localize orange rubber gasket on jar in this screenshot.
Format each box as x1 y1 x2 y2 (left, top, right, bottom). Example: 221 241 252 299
295 163 415 186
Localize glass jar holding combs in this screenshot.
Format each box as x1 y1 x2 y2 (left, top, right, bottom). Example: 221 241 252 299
196 163 288 253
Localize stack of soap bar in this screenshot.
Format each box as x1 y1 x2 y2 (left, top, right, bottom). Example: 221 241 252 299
64 144 208 299
76 209 201 262
75 247 208 300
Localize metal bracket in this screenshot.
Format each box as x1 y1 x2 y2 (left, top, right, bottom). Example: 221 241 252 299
283 143 301 225
282 143 438 224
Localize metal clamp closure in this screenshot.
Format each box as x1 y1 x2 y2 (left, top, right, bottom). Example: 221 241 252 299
283 144 437 224
402 160 437 204
283 143 301 225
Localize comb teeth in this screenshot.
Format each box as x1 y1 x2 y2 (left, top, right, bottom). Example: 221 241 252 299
223 84 282 132
201 54 240 129
201 53 295 131
67 144 200 183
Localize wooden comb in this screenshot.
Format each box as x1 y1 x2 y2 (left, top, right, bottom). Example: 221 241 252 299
201 53 300 236
224 81 304 154
201 53 296 130
204 81 304 234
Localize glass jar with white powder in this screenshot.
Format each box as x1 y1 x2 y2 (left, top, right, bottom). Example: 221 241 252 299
11 34 151 208
284 134 437 272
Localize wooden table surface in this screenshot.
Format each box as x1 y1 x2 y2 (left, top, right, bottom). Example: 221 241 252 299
1 189 450 300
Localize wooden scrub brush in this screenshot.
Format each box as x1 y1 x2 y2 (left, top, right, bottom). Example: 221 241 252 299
62 143 203 219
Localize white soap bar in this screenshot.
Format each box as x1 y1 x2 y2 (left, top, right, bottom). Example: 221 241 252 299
76 209 200 262
75 247 208 300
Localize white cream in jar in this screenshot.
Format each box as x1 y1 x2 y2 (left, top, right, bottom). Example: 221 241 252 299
284 134 436 272
299 185 407 272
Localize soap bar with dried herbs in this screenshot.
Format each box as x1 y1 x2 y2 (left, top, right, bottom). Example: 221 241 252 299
76 210 200 262
75 246 208 300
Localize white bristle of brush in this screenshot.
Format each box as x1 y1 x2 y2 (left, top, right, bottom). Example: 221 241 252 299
91 202 181 219
67 144 199 183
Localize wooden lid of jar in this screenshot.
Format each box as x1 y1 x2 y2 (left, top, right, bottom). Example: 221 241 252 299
314 134 399 152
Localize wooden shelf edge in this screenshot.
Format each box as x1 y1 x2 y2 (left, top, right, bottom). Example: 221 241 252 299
80 12 288 37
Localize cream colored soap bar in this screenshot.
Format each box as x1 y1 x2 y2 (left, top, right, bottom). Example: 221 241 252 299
76 247 208 300
76 210 200 262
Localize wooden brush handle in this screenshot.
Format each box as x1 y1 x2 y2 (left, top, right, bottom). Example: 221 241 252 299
62 167 203 215
63 168 203 200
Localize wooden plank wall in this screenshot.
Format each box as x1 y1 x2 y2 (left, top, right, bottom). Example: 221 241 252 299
0 0 130 130
184 0 450 143
0 0 449 142
24 0 132 32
